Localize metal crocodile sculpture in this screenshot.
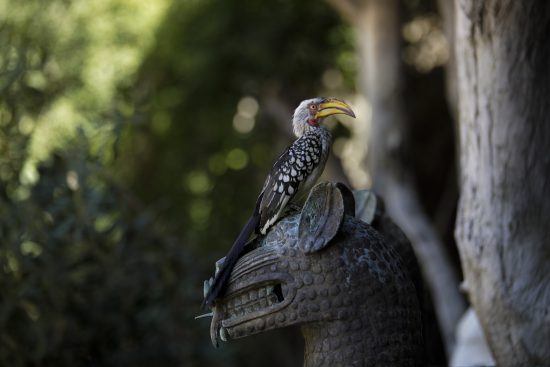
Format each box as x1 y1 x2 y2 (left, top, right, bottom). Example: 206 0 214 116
205 182 438 366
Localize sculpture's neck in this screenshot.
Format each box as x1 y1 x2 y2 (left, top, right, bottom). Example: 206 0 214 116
301 315 423 367
302 319 371 367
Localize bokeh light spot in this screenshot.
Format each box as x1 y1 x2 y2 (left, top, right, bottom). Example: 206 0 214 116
18 116 34 136
4 252 19 275
226 148 249 170
189 199 212 227
20 161 39 186
233 114 255 134
208 154 227 175
94 213 118 233
402 15 448 73
186 170 212 195
20 241 42 257
21 301 40 322
66 170 79 191
237 96 259 118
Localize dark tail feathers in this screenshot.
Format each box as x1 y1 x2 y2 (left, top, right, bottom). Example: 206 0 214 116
203 213 260 307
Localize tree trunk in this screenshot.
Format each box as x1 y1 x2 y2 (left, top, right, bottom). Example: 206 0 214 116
454 1 550 365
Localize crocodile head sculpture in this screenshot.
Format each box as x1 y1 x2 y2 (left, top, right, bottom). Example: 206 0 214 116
207 182 424 366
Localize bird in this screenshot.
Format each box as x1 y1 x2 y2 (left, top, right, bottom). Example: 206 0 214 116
203 97 355 307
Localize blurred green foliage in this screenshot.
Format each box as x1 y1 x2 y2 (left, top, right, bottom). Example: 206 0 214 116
0 0 353 365
120 0 354 255
0 147 199 366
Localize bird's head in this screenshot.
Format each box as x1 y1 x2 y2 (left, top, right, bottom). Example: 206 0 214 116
292 97 355 137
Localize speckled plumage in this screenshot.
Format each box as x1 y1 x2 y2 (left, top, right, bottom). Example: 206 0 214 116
203 98 353 307
258 127 331 234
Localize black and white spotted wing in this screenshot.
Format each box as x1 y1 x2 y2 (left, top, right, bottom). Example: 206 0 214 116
257 133 323 234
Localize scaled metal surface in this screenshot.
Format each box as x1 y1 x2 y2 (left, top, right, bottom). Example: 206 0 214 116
208 183 424 366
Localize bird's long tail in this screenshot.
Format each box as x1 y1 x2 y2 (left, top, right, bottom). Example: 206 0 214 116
203 213 260 307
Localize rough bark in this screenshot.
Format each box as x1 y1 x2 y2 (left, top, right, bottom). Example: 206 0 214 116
454 1 550 365
328 0 466 354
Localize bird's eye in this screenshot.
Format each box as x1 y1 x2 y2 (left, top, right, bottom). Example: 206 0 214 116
309 104 317 110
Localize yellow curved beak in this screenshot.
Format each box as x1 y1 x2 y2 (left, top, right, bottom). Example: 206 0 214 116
315 98 356 119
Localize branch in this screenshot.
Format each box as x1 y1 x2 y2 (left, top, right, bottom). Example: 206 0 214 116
378 172 466 353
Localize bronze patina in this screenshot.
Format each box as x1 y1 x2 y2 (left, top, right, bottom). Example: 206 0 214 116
206 183 425 366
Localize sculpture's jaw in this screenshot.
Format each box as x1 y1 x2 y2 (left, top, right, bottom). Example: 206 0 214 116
222 283 285 323
210 246 296 347
208 182 349 348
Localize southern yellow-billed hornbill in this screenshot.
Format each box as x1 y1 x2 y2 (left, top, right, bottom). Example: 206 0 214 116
203 97 355 307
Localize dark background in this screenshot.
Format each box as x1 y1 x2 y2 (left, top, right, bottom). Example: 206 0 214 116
0 0 456 365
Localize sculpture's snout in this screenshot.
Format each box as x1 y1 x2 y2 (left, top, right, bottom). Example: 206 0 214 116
210 245 299 346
